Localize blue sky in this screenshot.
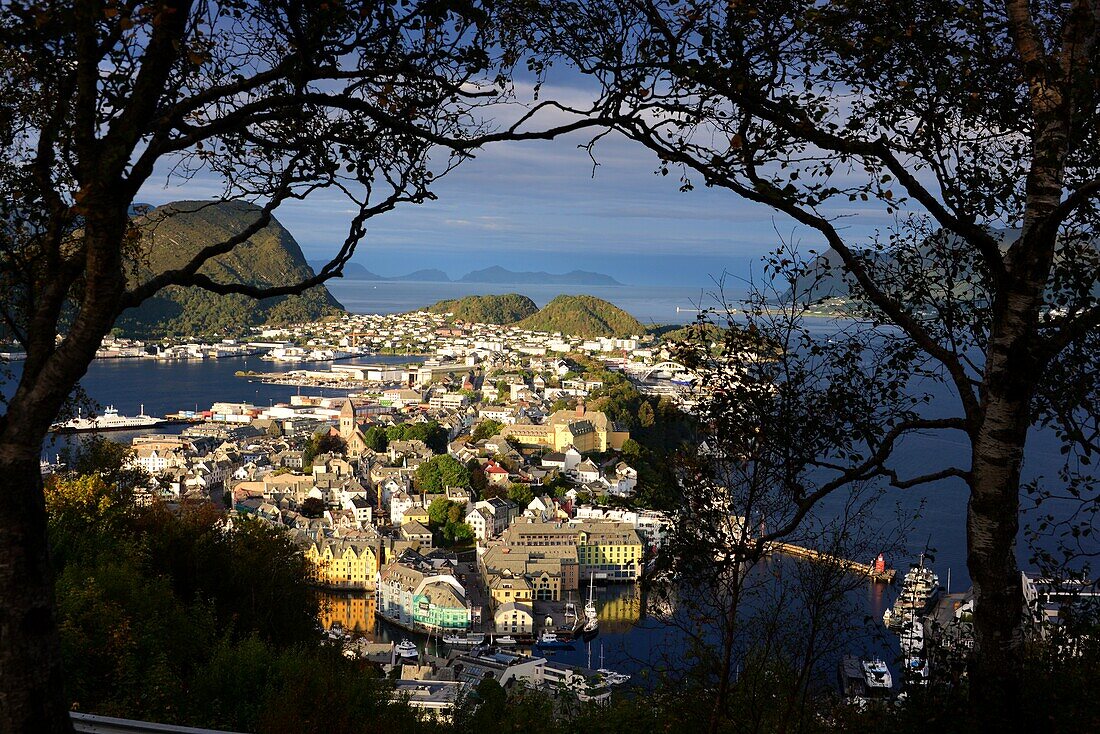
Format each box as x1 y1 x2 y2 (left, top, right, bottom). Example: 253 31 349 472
136 78 888 287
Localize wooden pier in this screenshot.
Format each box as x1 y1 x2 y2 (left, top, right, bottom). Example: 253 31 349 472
766 541 896 583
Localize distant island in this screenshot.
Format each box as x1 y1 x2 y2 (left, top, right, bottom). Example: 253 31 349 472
457 266 624 286
308 261 625 286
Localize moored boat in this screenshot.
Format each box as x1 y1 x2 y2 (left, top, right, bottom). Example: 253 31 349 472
535 630 574 649
442 632 485 646
899 619 924 655
51 405 163 433
395 638 419 659
861 658 893 690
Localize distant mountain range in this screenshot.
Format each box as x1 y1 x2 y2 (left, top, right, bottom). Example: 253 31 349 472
308 262 624 286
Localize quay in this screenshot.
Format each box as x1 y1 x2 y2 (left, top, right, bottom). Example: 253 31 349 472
767 541 896 583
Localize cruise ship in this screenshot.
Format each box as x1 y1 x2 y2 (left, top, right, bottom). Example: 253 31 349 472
51 405 163 433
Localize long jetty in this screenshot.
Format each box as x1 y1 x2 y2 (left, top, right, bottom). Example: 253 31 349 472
766 541 896 583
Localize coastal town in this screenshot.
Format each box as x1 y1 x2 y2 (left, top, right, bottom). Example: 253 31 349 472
38 306 700 716
32 302 1094 720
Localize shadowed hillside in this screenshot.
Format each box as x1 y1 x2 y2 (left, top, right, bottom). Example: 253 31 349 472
115 201 343 337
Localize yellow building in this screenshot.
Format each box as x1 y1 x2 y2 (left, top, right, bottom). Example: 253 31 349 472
481 544 569 600
306 538 378 590
403 505 430 526
500 520 643 583
488 573 534 607
501 405 629 454
576 524 644 582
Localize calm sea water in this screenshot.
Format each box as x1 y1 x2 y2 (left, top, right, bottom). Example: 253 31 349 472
3 279 1083 679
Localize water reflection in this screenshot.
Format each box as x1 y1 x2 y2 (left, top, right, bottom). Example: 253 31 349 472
317 592 376 637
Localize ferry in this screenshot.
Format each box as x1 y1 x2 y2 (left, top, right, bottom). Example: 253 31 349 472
50 405 163 433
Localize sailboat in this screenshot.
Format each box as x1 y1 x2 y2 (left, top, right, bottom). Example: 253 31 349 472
580 573 599 640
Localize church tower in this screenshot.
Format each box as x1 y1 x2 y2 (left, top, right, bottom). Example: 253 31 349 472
339 399 356 439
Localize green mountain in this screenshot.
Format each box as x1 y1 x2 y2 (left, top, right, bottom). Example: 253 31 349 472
427 293 538 324
115 201 343 338
517 295 645 337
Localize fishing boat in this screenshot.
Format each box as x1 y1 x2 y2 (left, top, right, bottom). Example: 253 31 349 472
394 638 419 659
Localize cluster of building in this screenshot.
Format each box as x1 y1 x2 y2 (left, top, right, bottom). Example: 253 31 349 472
101 307 694 652
243 309 701 405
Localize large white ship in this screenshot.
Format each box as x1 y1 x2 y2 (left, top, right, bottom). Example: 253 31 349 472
51 405 163 433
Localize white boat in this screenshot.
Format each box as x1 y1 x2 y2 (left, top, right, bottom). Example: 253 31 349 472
899 619 924 654
51 405 163 433
39 456 64 476
597 647 630 685
536 630 573 649
861 658 893 689
394 638 418 659
442 632 485 646
598 669 631 686
583 573 598 622
495 635 518 645
889 555 941 620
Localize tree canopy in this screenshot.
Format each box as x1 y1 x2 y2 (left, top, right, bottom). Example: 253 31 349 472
415 455 472 493
529 0 1100 721
472 419 504 442
0 2 601 726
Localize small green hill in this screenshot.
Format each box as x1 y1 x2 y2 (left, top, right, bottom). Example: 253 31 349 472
427 293 539 324
517 295 645 337
115 201 343 338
